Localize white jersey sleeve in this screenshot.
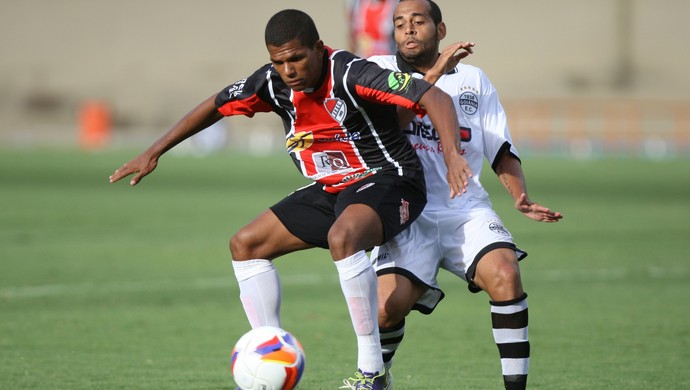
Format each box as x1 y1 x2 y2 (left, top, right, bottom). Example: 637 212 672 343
475 69 519 169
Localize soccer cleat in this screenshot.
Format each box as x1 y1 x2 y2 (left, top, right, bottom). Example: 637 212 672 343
382 368 393 390
340 368 387 390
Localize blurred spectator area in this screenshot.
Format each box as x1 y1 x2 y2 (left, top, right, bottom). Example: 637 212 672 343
503 98 690 158
0 0 688 157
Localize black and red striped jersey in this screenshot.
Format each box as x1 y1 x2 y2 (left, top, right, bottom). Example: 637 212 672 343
215 46 432 193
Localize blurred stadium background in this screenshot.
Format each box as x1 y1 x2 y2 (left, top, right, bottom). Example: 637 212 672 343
1 0 688 158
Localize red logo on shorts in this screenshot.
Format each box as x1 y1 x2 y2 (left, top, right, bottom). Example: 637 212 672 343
399 198 409 225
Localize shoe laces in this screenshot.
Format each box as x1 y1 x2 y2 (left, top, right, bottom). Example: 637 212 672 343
339 370 382 390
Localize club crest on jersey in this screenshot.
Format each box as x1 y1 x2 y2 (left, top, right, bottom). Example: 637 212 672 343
458 92 478 115
226 78 247 99
286 131 314 153
488 220 510 236
388 72 412 92
324 98 347 124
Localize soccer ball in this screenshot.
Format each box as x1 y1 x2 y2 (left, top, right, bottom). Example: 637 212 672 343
231 326 306 390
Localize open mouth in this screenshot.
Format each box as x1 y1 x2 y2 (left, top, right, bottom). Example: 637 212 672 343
404 39 420 49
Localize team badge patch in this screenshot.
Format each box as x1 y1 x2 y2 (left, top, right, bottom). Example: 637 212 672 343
388 72 412 92
324 98 347 124
488 220 510 236
458 92 478 115
286 131 314 153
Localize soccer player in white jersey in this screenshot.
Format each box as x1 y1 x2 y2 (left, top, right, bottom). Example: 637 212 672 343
367 1 563 389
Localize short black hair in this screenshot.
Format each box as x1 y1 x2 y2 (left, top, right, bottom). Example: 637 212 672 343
399 0 443 26
265 9 320 48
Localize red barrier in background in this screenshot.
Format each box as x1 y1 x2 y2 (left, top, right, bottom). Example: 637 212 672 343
78 100 111 149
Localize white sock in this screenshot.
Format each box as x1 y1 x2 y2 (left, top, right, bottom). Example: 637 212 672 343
334 250 383 373
232 259 281 328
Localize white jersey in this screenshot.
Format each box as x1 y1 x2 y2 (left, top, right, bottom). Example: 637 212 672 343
368 54 519 212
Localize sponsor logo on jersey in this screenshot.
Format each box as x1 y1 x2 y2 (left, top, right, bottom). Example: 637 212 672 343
313 150 350 173
372 252 389 262
324 98 347 123
399 198 410 225
286 131 314 153
388 72 412 92
405 122 472 142
488 220 510 236
459 126 472 142
226 78 247 99
356 182 375 193
317 131 362 143
459 92 478 115
341 167 381 183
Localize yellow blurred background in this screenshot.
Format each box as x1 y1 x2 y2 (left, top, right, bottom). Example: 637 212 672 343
1 0 688 157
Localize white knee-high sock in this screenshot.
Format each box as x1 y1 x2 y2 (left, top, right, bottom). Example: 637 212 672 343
334 250 383 374
232 259 281 328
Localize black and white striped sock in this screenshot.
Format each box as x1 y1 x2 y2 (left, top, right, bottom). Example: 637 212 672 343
491 293 529 390
380 319 405 369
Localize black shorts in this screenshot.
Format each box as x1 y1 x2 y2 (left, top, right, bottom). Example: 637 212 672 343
270 171 426 249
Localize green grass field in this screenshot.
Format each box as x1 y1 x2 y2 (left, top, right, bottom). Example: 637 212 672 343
1 148 689 389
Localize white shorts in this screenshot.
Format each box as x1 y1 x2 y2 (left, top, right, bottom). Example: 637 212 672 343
371 208 527 314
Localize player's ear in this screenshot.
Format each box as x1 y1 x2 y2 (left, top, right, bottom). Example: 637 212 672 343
314 40 325 56
437 21 447 40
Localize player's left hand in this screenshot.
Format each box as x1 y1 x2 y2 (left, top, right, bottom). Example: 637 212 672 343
429 41 475 78
515 193 563 222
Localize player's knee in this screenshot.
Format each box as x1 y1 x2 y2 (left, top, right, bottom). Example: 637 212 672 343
494 259 521 285
378 295 409 328
481 259 523 299
378 303 405 328
230 228 261 260
327 226 356 259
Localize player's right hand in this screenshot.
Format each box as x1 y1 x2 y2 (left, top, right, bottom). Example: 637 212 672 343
445 153 473 198
109 152 158 186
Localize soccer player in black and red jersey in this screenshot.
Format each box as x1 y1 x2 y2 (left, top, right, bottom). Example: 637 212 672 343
109 9 471 389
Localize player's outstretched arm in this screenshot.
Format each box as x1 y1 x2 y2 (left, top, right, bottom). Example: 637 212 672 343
109 94 223 186
495 154 563 222
419 86 473 198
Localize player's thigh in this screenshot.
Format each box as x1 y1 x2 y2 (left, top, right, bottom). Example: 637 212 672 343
230 209 313 260
329 203 383 256
269 183 338 249
335 172 426 246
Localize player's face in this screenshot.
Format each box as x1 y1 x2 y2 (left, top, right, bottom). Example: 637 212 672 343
393 0 443 66
268 39 325 92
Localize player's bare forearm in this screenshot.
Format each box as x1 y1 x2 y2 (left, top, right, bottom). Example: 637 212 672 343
496 154 563 222
419 87 472 197
109 94 223 186
495 154 527 201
